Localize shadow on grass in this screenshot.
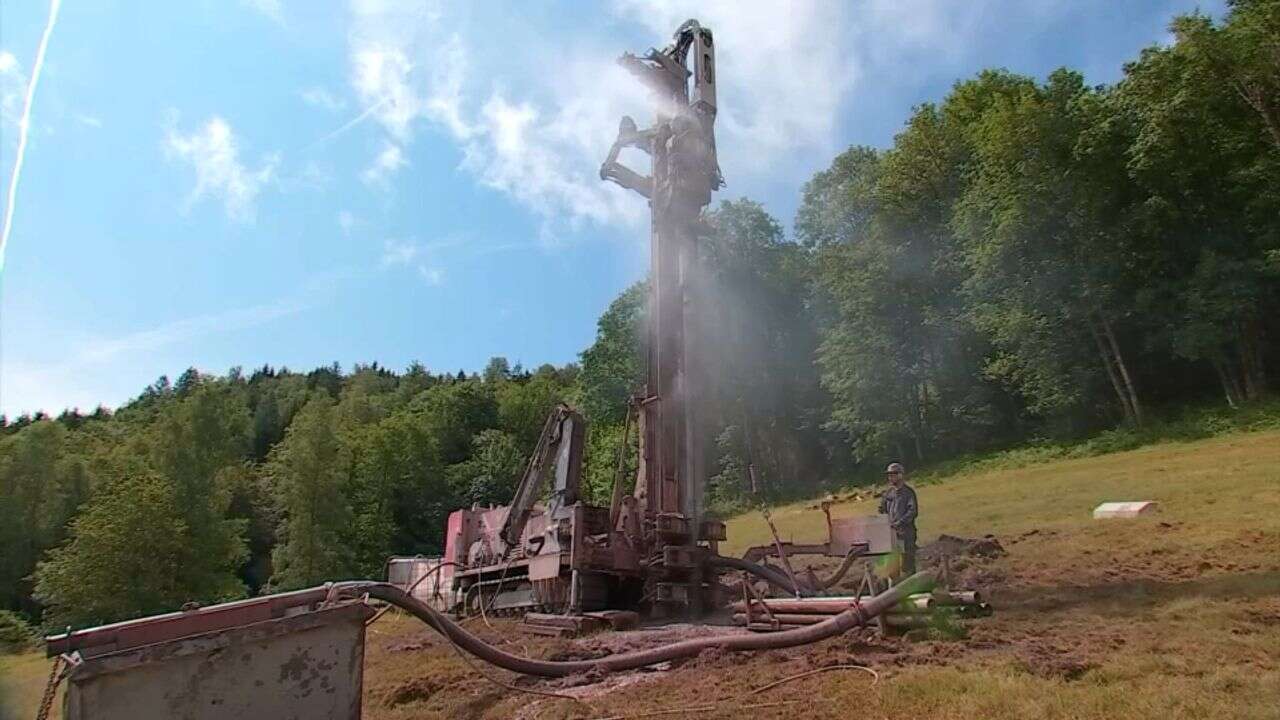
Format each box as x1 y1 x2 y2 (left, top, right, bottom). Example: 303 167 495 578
998 570 1280 616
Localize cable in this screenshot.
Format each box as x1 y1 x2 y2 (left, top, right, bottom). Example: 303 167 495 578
366 561 458 627
588 699 805 720
478 556 516 629
747 663 878 695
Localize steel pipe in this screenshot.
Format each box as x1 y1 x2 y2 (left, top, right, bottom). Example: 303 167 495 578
926 590 983 606
333 570 934 678
732 594 860 609
732 612 833 625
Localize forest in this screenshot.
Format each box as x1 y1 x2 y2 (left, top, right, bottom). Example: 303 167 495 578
1 2 1277 633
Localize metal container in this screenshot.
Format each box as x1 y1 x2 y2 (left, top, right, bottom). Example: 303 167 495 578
829 515 895 556
46 587 374 720
387 555 455 611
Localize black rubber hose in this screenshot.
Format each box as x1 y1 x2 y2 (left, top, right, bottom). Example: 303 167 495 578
708 555 815 597
333 570 934 678
813 549 861 591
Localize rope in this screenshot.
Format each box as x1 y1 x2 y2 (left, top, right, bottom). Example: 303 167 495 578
588 699 806 720
747 663 879 695
366 561 458 627
473 555 516 629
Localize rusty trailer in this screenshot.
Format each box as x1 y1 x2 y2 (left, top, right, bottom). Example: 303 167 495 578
44 587 374 720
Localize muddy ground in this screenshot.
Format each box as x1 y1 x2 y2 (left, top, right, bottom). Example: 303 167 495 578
364 527 1280 719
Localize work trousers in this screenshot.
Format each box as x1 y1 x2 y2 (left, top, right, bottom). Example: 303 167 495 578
898 530 917 577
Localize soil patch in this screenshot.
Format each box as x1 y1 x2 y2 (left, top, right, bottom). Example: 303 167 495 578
920 534 1007 563
381 677 442 707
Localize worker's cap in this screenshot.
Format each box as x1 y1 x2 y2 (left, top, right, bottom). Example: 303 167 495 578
885 462 905 475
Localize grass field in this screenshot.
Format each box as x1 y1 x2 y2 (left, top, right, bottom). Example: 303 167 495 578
0 650 60 720
4 428 1279 719
357 428 1280 720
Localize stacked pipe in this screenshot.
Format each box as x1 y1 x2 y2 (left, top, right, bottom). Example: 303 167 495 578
731 589 991 632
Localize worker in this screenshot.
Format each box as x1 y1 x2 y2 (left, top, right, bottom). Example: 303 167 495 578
878 462 918 577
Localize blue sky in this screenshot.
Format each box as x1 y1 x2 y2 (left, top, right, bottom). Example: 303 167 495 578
0 0 1224 417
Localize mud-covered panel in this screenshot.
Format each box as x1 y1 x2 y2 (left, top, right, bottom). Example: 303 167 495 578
64 605 369 720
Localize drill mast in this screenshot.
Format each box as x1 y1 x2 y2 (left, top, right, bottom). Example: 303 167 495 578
601 19 723 614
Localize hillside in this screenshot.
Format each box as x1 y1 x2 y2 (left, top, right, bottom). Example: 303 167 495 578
350 427 1279 719
5 427 1278 719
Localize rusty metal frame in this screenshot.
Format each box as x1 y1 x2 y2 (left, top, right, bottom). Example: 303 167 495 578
62 601 373 681
45 586 332 658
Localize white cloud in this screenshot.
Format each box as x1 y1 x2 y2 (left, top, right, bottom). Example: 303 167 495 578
379 238 451 286
360 141 405 185
418 266 444 285
0 51 25 135
612 1 856 163
75 113 102 128
344 2 646 228
338 209 355 235
422 34 473 141
351 46 420 143
336 1 1082 233
380 238 421 266
163 115 279 222
242 0 285 25
300 86 346 112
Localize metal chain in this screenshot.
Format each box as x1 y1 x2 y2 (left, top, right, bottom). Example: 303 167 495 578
35 654 65 720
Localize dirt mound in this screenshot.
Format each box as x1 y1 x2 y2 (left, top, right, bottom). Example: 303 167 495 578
921 534 1007 562
544 645 613 662
681 645 745 669
919 534 1007 588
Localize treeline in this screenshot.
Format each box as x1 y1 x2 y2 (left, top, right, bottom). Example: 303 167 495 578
800 3 1279 461
0 362 590 627
1 2 1277 631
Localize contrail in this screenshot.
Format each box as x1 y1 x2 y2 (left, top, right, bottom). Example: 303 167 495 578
0 0 62 275
303 96 391 151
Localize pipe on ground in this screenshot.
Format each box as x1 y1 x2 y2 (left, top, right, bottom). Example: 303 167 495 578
332 570 934 678
730 599 862 614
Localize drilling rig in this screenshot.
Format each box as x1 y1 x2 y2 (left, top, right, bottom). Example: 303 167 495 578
39 23 956 719
440 20 726 620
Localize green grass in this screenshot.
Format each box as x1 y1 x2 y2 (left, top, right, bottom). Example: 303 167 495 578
914 397 1280 483
0 651 60 720
707 428 1280 719
723 425 1280 557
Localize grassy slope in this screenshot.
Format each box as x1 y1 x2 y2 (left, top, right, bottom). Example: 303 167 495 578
711 428 1280 719
359 428 1280 719
5 429 1278 719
